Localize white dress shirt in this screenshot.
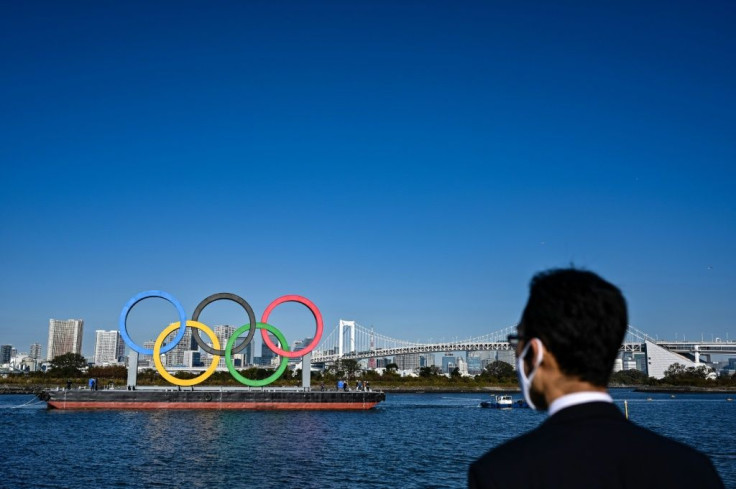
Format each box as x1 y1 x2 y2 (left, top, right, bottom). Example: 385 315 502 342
547 391 613 416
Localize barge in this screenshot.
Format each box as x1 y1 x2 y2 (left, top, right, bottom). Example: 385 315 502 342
38 387 385 410
38 292 389 410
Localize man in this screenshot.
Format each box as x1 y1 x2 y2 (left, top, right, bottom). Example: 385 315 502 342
469 268 724 489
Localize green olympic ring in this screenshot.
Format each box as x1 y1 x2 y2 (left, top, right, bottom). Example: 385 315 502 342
226 322 290 387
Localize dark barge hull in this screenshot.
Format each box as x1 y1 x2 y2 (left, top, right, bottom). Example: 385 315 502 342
39 388 386 410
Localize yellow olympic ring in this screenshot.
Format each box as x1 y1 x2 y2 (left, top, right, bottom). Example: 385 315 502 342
153 320 220 386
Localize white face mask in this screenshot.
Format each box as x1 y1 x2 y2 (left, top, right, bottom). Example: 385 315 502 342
516 338 544 410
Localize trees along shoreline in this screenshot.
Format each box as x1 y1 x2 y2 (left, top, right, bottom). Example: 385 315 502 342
3 356 735 392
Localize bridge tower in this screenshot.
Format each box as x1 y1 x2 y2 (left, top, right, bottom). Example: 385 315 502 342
368 327 376 369
338 320 356 358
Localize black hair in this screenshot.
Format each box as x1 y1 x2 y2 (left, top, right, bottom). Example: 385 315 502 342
520 268 628 387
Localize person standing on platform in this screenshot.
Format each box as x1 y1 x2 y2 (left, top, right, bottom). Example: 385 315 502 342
469 268 724 489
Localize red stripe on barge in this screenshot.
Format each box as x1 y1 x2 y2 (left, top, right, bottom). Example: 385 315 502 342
48 401 380 410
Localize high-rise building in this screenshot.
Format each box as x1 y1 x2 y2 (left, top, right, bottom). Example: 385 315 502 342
213 325 235 368
286 337 313 366
94 330 125 365
163 325 196 367
29 343 42 360
1 345 12 364
232 339 252 366
291 337 314 353
199 325 254 368
420 354 435 367
137 340 155 367
395 354 420 371
241 343 252 366
456 356 468 376
467 354 482 374
213 325 234 347
47 319 84 360
261 332 279 365
442 353 456 373
183 351 201 367
231 353 245 368
634 353 647 373
496 350 516 367
376 357 391 369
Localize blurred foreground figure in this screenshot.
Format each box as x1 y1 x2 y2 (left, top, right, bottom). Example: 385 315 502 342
469 268 724 489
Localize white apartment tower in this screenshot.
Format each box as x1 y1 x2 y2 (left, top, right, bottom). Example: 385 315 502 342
94 330 125 365
395 354 421 371
140 340 155 367
29 343 42 360
47 318 84 360
213 325 235 368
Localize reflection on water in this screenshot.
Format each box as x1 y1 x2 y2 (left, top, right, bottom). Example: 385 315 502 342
0 390 733 488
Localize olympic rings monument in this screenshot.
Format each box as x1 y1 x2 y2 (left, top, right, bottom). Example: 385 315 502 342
38 291 386 410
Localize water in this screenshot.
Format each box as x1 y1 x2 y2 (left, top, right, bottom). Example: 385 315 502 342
1 389 734 488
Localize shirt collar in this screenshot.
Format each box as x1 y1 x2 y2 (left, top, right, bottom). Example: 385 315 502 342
547 391 613 416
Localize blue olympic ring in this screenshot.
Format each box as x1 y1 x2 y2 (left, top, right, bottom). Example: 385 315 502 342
119 290 188 355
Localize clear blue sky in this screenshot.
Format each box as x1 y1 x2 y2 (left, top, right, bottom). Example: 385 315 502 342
1 1 734 358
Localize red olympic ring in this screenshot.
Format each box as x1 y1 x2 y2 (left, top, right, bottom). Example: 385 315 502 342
260 295 323 358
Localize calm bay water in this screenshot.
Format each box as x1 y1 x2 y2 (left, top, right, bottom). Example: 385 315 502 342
1 389 734 488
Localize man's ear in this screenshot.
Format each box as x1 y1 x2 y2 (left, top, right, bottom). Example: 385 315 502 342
534 339 560 374
524 338 544 370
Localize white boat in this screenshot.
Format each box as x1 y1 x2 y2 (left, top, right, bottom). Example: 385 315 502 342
480 394 528 409
496 394 513 407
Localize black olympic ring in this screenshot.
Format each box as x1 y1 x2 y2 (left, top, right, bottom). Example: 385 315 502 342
190 292 257 355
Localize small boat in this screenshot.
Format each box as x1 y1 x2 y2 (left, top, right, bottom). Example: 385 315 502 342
480 394 528 409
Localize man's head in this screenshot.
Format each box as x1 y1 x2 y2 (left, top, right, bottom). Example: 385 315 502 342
518 268 628 388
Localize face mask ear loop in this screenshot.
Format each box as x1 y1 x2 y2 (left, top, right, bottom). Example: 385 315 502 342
520 338 544 380
531 338 544 371
516 338 546 410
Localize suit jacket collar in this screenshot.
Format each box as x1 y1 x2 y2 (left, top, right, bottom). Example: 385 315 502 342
543 401 624 428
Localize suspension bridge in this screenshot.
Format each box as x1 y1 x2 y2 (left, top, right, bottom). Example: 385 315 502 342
310 320 736 364
155 320 735 380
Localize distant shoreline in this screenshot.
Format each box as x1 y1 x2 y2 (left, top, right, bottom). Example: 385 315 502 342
4 383 736 396
377 385 520 393
633 385 736 394
1 384 521 395
0 384 57 395
1 384 52 395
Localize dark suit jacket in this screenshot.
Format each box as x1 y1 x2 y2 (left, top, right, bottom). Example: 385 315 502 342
469 402 724 489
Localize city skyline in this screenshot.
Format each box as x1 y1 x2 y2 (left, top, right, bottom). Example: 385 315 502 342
1 2 734 355
1 312 733 364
